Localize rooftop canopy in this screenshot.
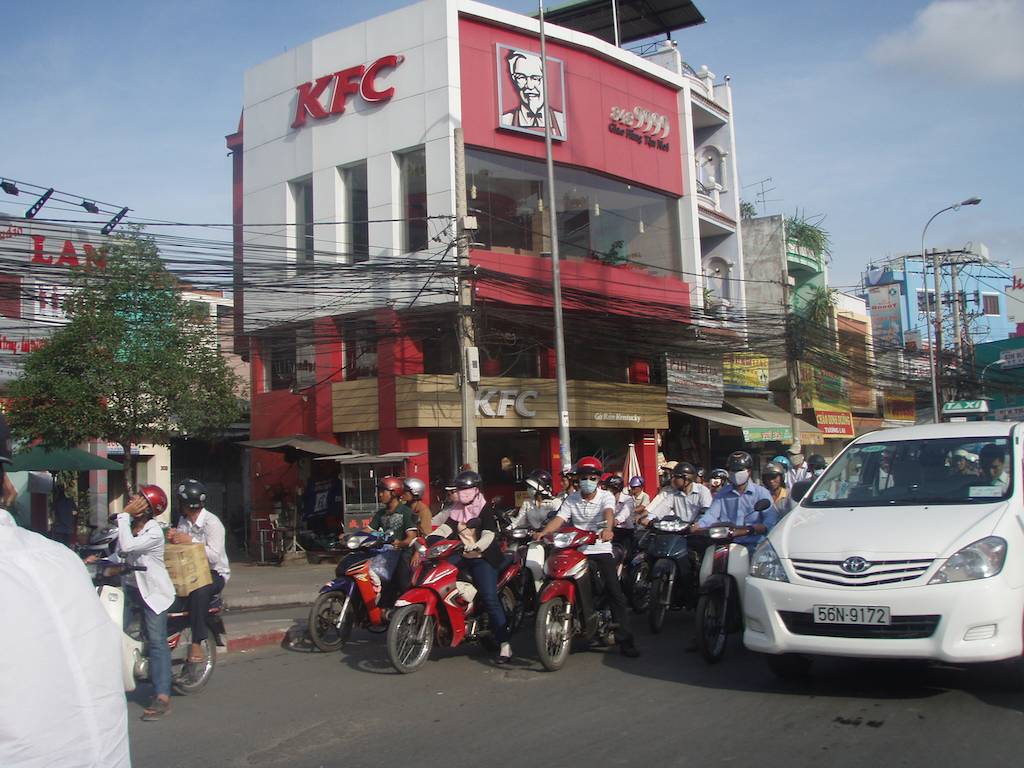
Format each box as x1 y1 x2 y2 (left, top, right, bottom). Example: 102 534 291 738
541 0 705 45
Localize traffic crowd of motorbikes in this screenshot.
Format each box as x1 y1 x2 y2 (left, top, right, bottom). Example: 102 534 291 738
310 448 831 673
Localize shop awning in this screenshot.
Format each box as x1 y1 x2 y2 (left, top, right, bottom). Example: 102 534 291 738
238 435 356 457
315 451 422 465
669 405 790 443
726 396 821 444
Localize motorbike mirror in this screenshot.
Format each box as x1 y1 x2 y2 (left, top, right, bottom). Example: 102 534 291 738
753 499 771 513
790 479 813 503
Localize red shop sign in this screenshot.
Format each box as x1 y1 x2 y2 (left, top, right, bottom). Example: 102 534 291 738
291 54 404 129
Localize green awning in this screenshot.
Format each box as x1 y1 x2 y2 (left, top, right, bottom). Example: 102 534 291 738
8 446 124 472
670 405 791 443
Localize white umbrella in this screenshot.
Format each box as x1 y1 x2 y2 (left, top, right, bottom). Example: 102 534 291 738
624 442 642 481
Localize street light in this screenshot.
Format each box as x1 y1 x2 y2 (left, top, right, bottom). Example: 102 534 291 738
980 358 1005 397
923 197 982 422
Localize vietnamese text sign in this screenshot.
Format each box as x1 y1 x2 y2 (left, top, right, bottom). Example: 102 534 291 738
999 348 1024 369
813 400 855 437
742 425 793 443
883 391 916 422
666 355 723 408
723 353 769 392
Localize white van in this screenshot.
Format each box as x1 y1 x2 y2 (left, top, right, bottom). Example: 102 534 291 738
744 421 1024 682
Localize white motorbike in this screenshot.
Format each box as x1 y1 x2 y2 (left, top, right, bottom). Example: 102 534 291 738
89 560 225 694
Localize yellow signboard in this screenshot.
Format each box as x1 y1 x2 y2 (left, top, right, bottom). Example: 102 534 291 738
723 353 770 392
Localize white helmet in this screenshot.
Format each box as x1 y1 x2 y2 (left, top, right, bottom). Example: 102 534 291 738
403 477 426 499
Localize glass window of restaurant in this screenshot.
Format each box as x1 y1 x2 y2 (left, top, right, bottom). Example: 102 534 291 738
466 148 680 272
397 146 428 252
340 161 369 263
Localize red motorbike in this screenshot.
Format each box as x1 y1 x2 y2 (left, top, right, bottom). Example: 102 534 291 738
385 538 523 674
534 527 619 672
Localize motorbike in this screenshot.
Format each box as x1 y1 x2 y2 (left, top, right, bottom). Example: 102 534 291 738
308 531 394 652
79 525 119 560
646 516 700 633
386 537 524 674
533 526 621 672
621 527 654 613
89 560 225 694
694 498 770 663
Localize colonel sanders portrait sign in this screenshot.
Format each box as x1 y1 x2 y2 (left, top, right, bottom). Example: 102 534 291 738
496 44 567 141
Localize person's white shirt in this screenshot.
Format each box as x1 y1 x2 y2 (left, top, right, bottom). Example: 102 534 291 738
176 508 231 581
554 489 615 555
662 483 713 523
115 514 175 613
612 493 636 529
512 497 561 530
786 465 809 489
0 508 130 768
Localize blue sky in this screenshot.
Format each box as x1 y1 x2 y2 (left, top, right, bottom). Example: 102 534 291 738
2 0 1021 289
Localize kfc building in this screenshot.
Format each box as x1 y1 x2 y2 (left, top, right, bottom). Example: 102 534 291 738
231 0 745 528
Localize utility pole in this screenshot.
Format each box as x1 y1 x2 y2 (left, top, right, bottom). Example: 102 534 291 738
454 128 479 471
781 265 802 445
538 0 572 474
949 251 963 370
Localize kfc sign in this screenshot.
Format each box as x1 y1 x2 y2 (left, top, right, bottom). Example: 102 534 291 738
496 44 567 141
291 54 404 129
476 388 539 418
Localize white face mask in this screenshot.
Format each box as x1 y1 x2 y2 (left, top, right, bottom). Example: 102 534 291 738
579 479 598 495
728 470 750 486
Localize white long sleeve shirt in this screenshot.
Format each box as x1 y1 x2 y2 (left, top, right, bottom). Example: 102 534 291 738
115 515 174 614
511 497 561 530
177 508 231 581
612 493 636 529
0 509 130 768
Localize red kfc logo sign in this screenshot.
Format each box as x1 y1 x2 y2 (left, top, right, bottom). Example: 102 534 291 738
291 54 404 129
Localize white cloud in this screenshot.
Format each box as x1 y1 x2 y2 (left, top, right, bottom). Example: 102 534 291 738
871 0 1024 82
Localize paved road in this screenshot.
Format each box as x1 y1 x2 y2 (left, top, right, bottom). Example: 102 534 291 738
129 609 1024 768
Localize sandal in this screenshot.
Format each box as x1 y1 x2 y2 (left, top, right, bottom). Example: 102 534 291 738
141 698 171 721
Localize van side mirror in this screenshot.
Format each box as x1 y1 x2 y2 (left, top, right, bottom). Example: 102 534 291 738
790 479 812 503
753 499 771 512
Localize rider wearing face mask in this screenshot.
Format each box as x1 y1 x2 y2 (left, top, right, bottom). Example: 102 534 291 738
691 451 778 551
535 456 639 658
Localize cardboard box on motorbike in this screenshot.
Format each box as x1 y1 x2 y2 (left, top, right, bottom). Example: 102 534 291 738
165 543 213 596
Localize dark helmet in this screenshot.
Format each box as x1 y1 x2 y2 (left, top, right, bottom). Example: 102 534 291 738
672 461 697 479
628 475 644 488
525 469 553 496
725 451 753 471
575 456 603 477
139 484 168 515
807 454 828 471
377 475 404 495
176 479 207 509
452 470 482 490
763 461 786 479
402 477 426 499
710 468 729 482
606 475 625 492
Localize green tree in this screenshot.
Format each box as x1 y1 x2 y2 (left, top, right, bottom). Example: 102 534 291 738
6 230 242 489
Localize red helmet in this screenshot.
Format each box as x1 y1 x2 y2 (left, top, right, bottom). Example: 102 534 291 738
576 456 603 477
139 484 168 515
377 476 404 495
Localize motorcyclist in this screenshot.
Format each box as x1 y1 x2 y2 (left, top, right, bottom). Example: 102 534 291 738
690 451 778 551
535 456 640 658
627 476 650 516
430 470 512 663
512 469 561 530
400 477 432 536
763 461 789 511
807 454 828 479
109 486 175 721
642 462 712 525
707 468 728 492
606 475 638 564
786 444 810 488
366 476 419 606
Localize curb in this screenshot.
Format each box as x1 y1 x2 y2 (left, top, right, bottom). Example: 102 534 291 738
225 595 313 611
226 630 289 653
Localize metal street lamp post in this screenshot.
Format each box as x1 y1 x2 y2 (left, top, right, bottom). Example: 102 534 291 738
923 197 981 423
980 359 1005 397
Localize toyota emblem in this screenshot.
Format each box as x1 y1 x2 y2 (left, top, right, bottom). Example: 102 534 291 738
841 556 870 574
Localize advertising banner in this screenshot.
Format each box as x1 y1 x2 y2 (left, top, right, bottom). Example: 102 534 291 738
812 400 855 438
866 284 903 349
666 355 723 408
882 391 916 422
723 353 769 393
800 363 850 408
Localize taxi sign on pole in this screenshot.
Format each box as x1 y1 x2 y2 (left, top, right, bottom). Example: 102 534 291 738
941 400 989 415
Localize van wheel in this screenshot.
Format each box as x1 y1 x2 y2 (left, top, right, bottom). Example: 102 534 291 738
766 653 813 680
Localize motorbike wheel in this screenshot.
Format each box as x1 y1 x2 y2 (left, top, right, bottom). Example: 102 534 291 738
170 627 216 694
695 592 728 664
481 585 520 652
648 575 670 634
535 598 572 672
386 604 434 674
629 562 651 614
308 592 352 653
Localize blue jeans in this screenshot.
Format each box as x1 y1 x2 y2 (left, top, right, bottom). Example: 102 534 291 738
463 557 509 644
128 588 171 698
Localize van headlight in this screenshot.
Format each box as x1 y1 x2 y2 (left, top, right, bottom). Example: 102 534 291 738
749 540 788 582
929 537 1007 584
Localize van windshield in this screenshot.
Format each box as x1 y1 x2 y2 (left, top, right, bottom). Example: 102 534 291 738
803 436 1013 507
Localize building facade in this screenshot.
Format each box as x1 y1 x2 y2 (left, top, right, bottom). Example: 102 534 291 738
230 0 747 523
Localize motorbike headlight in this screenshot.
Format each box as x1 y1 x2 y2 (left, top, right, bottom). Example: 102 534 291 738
346 537 362 550
928 537 1007 584
551 532 576 548
749 540 788 582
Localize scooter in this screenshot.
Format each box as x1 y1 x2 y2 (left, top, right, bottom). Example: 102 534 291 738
308 531 392 652
694 498 770 663
646 516 700 633
386 538 523 674
89 560 225 694
533 526 620 672
621 527 654 613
